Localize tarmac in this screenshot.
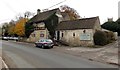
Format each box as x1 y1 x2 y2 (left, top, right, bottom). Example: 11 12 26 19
1 39 119 68
0 41 9 70
53 41 119 66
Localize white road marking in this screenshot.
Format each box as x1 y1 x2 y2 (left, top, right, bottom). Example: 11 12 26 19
0 57 9 70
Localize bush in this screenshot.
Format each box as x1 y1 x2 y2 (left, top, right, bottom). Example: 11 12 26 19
93 30 108 46
104 31 115 43
94 30 115 46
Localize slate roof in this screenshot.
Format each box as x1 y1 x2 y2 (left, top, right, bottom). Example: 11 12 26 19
27 8 59 24
56 17 100 30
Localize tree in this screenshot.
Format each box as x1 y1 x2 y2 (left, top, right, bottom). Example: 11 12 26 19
101 21 118 32
101 18 120 36
15 13 23 21
14 18 28 36
24 11 35 18
116 18 120 36
7 20 16 36
25 22 34 38
0 27 2 36
8 25 15 36
2 22 9 36
60 5 80 20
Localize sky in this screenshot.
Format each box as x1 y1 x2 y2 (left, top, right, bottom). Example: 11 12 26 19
0 0 119 25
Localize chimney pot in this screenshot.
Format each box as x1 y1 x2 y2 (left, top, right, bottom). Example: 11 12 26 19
37 9 41 14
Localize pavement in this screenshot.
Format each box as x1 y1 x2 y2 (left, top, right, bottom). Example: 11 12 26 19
53 40 119 66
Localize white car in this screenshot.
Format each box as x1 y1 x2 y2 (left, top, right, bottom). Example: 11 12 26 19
35 39 54 49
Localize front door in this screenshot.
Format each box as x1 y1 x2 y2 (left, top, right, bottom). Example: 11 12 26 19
56 31 60 40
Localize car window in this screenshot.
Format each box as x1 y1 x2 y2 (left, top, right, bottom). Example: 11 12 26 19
38 39 52 42
39 40 44 42
46 40 52 42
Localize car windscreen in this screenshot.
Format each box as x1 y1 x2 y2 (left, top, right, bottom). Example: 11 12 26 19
39 40 44 42
39 39 52 43
45 40 52 42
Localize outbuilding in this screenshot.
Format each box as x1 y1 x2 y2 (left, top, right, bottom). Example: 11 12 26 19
55 17 101 46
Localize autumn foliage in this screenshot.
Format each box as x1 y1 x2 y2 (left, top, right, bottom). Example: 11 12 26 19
14 18 28 36
60 5 80 20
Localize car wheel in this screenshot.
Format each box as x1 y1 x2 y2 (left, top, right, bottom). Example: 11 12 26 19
35 44 38 47
35 45 38 47
41 45 44 49
50 46 53 48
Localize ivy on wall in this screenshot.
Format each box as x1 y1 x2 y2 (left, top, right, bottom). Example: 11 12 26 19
45 13 58 39
25 23 34 38
25 12 58 38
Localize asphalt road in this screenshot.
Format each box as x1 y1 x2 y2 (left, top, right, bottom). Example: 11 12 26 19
1 40 118 68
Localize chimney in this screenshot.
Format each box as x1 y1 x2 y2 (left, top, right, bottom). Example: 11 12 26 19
108 18 113 22
37 9 41 14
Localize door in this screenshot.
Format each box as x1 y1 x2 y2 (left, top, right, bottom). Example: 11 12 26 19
56 31 60 40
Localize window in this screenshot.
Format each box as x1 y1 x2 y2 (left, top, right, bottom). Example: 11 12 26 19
33 34 35 37
32 34 35 37
73 33 75 37
62 33 64 37
40 31 44 37
40 34 44 37
40 40 44 42
83 30 86 33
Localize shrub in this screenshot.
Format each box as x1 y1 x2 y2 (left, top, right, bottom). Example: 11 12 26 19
93 30 108 46
108 31 115 41
94 30 115 46
104 31 115 43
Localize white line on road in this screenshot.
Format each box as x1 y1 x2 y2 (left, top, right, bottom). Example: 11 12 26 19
0 57 9 70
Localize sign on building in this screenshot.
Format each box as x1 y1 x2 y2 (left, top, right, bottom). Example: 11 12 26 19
40 31 45 38
80 33 91 40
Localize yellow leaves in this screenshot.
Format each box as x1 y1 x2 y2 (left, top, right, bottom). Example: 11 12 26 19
14 18 28 36
60 5 80 20
65 10 78 20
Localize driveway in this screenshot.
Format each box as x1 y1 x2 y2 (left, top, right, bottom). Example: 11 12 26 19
53 38 119 66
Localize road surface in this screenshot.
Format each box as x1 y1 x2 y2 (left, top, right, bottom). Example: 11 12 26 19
1 40 118 68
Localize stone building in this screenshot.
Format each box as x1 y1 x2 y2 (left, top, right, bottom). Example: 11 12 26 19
26 8 70 42
27 23 49 42
55 17 101 46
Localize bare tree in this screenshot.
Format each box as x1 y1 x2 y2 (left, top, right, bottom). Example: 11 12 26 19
24 11 35 18
2 22 9 36
15 13 23 21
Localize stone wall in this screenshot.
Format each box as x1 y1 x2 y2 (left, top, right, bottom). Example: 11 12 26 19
27 29 49 42
59 29 94 47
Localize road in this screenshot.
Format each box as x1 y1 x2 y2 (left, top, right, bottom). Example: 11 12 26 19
1 40 118 68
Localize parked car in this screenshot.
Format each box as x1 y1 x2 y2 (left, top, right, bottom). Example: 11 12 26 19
2 37 18 41
12 37 19 41
35 39 54 49
2 37 9 40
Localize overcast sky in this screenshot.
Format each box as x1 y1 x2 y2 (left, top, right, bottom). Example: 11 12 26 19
0 0 119 25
